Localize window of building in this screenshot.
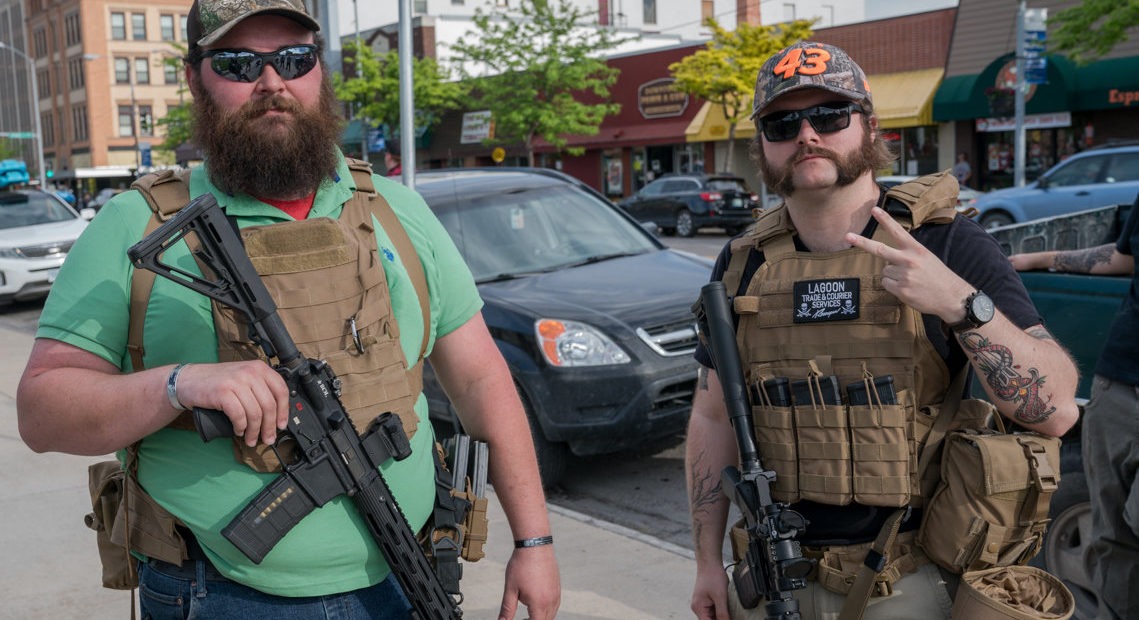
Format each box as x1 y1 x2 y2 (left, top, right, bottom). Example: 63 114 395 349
111 13 126 40
644 0 657 24
164 62 179 85
181 15 188 41
414 0 427 11
119 105 135 137
115 57 130 84
132 13 147 41
138 104 154 137
820 4 835 27
72 105 88 141
452 0 464 4
65 12 82 46
68 56 85 90
160 14 176 41
135 57 150 85
783 3 795 20
37 69 50 98
33 28 47 55
702 0 713 23
42 112 54 145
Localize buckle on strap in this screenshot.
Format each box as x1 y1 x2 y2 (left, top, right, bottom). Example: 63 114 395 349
864 549 887 572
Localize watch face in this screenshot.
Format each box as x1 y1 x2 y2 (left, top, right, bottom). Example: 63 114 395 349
972 293 996 323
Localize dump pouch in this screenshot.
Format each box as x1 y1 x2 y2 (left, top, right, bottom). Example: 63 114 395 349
85 459 186 590
919 427 1060 573
951 566 1074 620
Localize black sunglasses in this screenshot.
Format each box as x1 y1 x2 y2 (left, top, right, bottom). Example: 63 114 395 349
202 44 318 83
759 102 865 142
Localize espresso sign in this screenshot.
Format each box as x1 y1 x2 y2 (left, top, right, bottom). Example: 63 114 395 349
638 78 689 119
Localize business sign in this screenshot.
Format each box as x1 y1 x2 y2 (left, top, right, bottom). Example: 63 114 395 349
638 78 689 119
976 111 1070 133
461 110 494 144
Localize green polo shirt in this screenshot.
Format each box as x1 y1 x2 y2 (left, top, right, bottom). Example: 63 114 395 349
37 152 482 596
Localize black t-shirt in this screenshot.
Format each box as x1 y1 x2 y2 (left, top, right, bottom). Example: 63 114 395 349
693 210 1042 544
1095 196 1139 385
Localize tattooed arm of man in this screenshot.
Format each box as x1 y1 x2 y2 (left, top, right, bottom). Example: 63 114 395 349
1008 243 1135 276
685 365 740 620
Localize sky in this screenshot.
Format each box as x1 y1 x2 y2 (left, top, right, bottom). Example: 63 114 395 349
866 0 958 20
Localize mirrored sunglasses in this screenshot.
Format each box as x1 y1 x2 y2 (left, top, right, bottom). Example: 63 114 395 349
202 44 318 83
759 102 865 143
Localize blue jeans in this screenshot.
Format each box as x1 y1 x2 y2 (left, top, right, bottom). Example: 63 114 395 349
137 560 412 619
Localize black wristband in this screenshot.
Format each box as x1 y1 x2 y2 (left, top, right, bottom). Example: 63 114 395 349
514 535 554 549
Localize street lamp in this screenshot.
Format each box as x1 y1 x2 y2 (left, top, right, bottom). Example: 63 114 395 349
0 40 47 190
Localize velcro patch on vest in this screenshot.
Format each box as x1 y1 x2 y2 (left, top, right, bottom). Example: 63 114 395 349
793 278 860 323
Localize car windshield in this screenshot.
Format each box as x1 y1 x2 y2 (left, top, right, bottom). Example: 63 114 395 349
0 192 77 230
437 183 658 282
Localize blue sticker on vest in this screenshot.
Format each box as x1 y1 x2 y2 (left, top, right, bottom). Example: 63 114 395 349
793 278 860 323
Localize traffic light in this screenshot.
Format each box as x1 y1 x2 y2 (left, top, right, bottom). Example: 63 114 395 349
46 169 53 179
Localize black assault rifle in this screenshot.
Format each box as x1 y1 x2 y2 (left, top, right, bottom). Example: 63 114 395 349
695 282 814 620
127 193 462 619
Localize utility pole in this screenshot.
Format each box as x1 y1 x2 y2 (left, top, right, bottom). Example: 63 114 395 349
399 0 415 189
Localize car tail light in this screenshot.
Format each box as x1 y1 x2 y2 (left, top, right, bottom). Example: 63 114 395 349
699 191 722 202
750 193 759 202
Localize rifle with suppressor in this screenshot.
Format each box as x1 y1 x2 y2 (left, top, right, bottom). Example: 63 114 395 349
127 193 462 619
695 281 815 620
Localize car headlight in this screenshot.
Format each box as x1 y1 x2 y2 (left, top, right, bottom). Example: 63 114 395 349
0 247 23 258
535 319 630 367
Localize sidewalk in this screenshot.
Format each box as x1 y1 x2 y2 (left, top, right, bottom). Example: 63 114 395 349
0 325 697 619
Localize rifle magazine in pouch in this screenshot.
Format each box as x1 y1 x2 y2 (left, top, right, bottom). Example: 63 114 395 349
453 487 488 562
752 403 799 502
919 427 1060 574
796 403 852 505
85 460 186 589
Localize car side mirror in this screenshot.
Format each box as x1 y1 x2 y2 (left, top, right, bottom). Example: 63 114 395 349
1037 176 1050 189
80 207 96 220
639 221 661 236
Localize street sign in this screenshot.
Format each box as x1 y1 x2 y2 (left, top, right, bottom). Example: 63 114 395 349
0 132 36 139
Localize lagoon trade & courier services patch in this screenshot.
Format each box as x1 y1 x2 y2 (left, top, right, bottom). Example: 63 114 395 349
793 277 860 323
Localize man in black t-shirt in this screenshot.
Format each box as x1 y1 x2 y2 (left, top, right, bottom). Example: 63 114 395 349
1010 196 1139 620
686 41 1080 620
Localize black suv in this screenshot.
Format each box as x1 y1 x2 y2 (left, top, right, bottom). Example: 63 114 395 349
618 173 760 237
414 168 712 486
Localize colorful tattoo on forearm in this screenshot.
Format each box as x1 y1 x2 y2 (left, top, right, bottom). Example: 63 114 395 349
959 332 1056 424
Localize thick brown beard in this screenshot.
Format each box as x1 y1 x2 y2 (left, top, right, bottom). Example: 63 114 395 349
191 71 344 199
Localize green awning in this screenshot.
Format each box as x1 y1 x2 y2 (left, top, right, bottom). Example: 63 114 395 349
1073 56 1139 110
933 53 1076 121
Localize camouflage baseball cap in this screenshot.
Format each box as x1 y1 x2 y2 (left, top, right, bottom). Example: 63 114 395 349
187 0 320 49
751 42 872 119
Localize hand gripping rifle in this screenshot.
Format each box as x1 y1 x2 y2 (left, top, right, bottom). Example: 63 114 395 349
695 282 815 620
127 194 462 619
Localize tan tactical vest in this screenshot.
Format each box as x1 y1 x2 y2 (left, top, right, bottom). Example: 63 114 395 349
128 159 430 472
721 172 962 509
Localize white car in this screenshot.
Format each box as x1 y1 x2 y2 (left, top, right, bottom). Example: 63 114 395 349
0 189 94 304
876 175 984 215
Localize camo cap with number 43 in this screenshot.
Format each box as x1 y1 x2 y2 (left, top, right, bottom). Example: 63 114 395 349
751 41 872 119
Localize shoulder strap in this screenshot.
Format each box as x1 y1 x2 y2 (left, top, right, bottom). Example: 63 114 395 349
881 170 960 230
127 170 193 371
721 204 796 296
346 159 432 362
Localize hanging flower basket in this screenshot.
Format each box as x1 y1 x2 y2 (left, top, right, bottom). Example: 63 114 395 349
986 87 1016 117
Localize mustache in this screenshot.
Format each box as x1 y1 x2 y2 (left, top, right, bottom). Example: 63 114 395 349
241 95 304 119
794 145 840 164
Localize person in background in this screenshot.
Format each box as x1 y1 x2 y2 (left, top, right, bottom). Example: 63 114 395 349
16 0 560 618
385 140 403 178
952 151 972 188
685 41 1078 620
1008 194 1139 620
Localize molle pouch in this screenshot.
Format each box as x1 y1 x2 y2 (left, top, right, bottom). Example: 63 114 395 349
453 487 488 562
792 374 851 505
919 428 1060 574
750 375 799 502
849 379 911 507
85 461 135 590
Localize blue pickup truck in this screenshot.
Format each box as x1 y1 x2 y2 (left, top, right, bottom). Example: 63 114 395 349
988 204 1132 619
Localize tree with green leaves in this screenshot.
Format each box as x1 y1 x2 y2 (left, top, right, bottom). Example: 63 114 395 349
0 138 20 161
1049 0 1139 64
669 18 815 173
333 39 464 151
448 0 628 166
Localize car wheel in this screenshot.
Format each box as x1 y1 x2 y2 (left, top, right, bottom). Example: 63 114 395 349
980 211 1015 230
1029 470 1098 619
517 383 568 488
676 209 696 237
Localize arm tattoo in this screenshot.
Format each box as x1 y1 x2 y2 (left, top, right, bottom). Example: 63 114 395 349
689 449 723 543
1054 244 1115 273
1025 325 1055 343
958 331 1056 424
